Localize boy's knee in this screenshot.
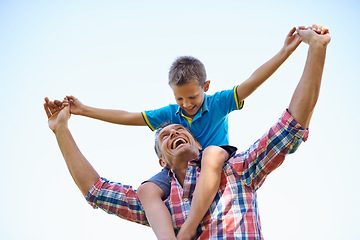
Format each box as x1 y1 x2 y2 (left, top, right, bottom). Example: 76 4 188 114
137 182 164 201
202 146 229 169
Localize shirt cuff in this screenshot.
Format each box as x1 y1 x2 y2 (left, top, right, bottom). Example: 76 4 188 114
86 177 106 209
281 109 309 142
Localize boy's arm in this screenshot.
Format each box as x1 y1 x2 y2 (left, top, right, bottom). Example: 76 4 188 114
236 27 302 101
64 95 147 126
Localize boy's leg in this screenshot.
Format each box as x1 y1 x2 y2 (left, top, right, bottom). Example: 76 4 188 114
177 146 230 240
288 25 331 128
137 182 176 240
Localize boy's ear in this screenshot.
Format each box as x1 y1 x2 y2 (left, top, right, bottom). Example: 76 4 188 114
203 80 210 92
159 158 168 168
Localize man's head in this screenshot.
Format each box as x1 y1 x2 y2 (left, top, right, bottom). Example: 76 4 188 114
168 56 210 118
154 123 202 171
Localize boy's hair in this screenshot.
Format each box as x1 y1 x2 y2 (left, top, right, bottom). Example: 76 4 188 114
168 56 207 88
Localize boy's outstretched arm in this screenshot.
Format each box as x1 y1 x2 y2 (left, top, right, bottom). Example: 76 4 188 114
137 182 177 240
61 95 147 126
236 27 302 101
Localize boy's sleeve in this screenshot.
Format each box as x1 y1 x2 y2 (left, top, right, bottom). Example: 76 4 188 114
229 110 309 191
213 86 244 116
142 105 176 131
86 177 150 226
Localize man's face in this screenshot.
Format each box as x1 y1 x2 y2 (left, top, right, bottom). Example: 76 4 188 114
172 80 209 118
157 124 201 170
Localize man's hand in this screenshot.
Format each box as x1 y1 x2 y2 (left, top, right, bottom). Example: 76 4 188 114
44 97 71 133
283 27 302 54
297 24 331 46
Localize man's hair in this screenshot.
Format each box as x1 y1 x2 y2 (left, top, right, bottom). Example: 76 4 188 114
168 56 207 88
154 122 196 159
154 121 173 158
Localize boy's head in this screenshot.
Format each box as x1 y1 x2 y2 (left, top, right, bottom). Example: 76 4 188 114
168 56 210 118
168 56 207 88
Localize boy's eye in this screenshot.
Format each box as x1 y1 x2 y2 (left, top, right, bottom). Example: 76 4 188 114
189 94 198 99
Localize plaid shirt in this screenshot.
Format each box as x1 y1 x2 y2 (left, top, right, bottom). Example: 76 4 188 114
86 110 308 239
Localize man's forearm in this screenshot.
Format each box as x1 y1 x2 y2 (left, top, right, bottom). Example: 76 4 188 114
288 40 327 128
55 126 100 197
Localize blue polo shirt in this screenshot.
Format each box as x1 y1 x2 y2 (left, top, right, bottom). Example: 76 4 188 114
142 86 244 148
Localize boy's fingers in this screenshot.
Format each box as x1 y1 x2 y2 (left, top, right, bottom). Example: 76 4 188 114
322 26 330 35
288 27 296 36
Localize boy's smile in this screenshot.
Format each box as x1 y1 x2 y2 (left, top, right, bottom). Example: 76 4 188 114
172 80 210 118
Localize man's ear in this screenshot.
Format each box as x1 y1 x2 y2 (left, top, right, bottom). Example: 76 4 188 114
159 158 168 168
196 141 202 151
203 80 210 92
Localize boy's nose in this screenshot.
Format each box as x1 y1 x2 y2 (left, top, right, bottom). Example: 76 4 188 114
183 100 191 108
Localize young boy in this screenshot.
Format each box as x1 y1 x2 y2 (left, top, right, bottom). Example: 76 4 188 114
63 27 301 239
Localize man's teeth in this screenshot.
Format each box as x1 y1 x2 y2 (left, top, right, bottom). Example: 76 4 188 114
172 138 186 149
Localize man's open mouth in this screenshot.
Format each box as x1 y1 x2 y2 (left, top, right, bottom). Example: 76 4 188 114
172 138 187 149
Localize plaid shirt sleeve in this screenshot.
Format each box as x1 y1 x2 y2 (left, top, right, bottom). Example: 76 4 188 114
229 110 309 191
86 177 150 226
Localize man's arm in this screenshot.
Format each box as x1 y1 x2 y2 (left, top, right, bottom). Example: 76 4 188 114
60 95 147 126
236 27 302 102
45 97 150 225
231 25 331 190
288 25 331 128
44 97 100 197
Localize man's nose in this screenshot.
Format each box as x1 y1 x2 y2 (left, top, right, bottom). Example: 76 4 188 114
169 129 179 137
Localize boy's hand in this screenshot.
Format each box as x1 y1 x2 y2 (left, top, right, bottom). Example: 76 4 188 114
283 27 302 54
63 95 85 115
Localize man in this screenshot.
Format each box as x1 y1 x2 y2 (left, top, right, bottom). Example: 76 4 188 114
44 25 330 239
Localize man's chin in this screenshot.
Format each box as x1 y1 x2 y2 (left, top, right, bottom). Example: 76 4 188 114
174 146 199 162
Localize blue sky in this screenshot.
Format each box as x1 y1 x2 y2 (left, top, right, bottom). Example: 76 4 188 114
1 1 359 239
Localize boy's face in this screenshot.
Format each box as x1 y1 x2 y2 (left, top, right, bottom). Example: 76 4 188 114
172 80 210 118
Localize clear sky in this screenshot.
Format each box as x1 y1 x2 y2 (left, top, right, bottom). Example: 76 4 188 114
1 1 359 239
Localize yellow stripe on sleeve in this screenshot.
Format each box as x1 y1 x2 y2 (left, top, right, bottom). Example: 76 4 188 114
233 86 244 110
141 111 155 131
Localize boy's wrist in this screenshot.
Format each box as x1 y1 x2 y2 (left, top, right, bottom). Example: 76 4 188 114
280 46 291 58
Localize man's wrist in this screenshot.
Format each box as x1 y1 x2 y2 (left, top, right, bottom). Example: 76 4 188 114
54 124 69 135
